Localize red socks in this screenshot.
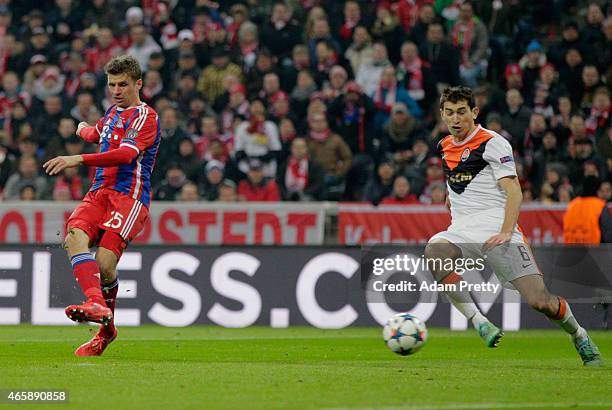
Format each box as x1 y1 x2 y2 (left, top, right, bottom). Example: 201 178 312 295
70 253 105 306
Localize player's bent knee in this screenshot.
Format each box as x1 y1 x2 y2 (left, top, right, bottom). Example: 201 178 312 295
63 228 90 253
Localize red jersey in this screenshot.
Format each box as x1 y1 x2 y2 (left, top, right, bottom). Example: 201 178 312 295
90 103 161 207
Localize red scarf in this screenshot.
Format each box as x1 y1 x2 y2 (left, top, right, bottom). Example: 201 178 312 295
451 18 475 64
373 82 396 113
247 117 265 134
585 104 611 135
285 157 309 192
310 129 330 142
398 58 423 91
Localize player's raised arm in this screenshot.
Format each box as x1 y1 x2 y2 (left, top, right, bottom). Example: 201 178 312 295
76 121 102 144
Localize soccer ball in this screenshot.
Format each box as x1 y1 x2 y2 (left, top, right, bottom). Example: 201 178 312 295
383 313 428 356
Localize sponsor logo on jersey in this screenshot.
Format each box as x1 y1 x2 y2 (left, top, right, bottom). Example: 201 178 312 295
448 172 473 184
461 148 470 162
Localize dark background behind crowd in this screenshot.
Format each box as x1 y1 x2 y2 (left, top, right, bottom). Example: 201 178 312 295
0 0 610 205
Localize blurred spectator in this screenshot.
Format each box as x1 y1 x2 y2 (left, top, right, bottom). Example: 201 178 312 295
31 95 63 149
397 40 437 112
3 155 47 200
0 71 31 129
70 91 97 123
419 157 445 204
568 138 606 186
328 82 376 157
260 2 302 65
532 131 566 185
156 107 190 180
419 22 461 89
127 25 161 71
308 18 342 70
598 181 612 202
336 0 366 51
198 46 242 103
199 160 225 201
371 4 404 64
237 158 281 202
345 26 373 75
154 163 187 201
363 160 396 205
548 21 589 69
277 137 325 201
501 89 532 152
356 42 391 97
234 21 259 71
559 48 585 105
306 111 352 200
378 103 423 166
19 184 37 201
178 182 200 202
44 117 77 162
519 40 546 96
373 66 422 129
380 175 420 205
174 137 201 182
280 45 311 93
585 87 611 139
409 3 436 46
234 99 281 177
450 2 488 87
485 112 512 142
218 179 238 202
50 167 87 201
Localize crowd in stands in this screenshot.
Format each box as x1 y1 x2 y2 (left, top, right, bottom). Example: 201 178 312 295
0 0 611 205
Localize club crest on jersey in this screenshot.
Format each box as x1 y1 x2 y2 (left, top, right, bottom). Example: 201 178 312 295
461 148 470 162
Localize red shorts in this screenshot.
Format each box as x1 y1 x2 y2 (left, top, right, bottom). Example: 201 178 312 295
66 188 149 258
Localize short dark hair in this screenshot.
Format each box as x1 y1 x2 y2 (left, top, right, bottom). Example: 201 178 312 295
105 55 142 81
440 86 476 109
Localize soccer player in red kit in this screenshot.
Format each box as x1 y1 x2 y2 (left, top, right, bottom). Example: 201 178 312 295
43 55 160 356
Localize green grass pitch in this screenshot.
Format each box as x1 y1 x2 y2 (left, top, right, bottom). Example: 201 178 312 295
1 325 610 410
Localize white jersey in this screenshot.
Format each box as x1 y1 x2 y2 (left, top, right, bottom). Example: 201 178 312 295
438 125 517 224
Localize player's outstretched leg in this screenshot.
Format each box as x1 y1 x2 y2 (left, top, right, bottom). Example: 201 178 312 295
511 274 603 366
425 240 503 347
75 249 120 356
64 228 112 325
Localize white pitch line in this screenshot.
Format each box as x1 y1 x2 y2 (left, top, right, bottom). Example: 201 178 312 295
327 402 612 410
0 334 374 343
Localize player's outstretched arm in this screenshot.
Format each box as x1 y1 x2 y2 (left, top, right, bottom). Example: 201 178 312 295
77 122 101 144
43 155 83 175
482 176 522 251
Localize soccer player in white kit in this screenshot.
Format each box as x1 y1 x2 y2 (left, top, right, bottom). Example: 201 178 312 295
424 86 602 366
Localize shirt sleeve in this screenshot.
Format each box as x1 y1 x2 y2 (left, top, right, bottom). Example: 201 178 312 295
120 107 159 155
483 136 517 180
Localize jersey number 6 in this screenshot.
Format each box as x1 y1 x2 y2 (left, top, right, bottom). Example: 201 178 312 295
103 211 124 229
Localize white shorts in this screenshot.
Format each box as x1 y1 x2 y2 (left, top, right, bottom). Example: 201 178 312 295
428 220 541 287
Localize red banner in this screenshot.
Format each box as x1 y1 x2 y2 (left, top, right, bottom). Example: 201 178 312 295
0 202 325 245
338 204 567 245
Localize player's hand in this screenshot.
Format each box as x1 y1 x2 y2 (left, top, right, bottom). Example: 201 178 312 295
482 232 512 252
43 155 83 176
76 122 90 138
